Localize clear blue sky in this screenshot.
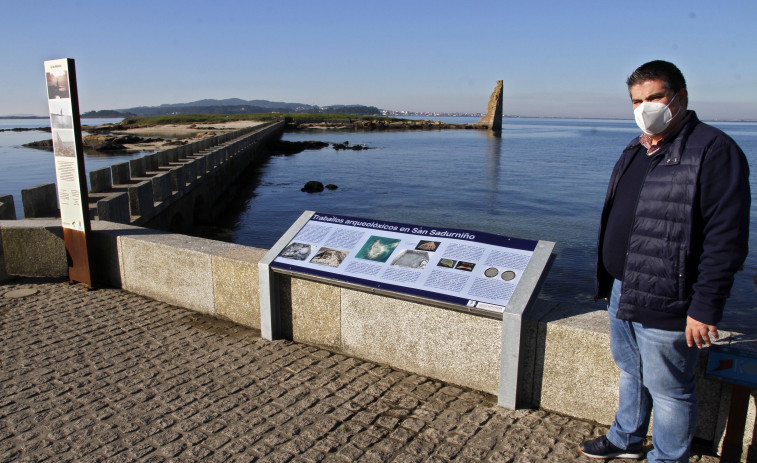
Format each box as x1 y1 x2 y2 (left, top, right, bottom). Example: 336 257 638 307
2 0 756 120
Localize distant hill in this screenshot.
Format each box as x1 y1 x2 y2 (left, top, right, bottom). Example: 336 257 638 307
0 114 47 119
82 99 381 118
81 109 136 118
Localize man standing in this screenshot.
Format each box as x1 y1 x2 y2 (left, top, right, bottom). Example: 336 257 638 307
580 60 751 461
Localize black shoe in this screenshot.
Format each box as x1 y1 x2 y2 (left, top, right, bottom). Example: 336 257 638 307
578 435 643 460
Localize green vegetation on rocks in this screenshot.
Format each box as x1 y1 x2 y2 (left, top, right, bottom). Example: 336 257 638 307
117 113 404 128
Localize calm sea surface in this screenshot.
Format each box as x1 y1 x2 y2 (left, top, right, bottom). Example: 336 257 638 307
1 116 755 319
0 117 149 219
215 116 757 317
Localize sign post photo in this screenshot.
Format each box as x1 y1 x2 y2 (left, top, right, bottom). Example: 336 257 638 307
44 58 94 287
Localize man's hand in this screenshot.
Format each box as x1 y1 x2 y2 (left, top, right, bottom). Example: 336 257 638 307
686 316 718 348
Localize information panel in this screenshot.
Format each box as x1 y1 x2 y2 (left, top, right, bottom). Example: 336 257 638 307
43 58 93 287
44 58 87 231
706 346 757 389
271 212 539 313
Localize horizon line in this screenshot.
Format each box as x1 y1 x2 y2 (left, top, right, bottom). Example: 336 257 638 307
2 114 756 123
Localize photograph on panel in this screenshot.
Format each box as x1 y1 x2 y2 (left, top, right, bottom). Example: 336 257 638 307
48 99 73 130
46 68 70 99
390 250 430 269
52 129 76 157
310 247 348 268
356 236 401 263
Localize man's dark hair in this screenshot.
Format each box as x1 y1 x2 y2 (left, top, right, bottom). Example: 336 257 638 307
626 60 687 92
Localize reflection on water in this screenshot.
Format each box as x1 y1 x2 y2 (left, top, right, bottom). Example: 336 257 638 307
485 132 501 204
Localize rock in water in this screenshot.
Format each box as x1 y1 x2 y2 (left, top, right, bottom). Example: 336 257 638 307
325 184 338 190
271 140 329 154
301 181 324 193
22 139 53 150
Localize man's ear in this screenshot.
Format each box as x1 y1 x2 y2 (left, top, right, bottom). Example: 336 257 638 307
680 88 689 110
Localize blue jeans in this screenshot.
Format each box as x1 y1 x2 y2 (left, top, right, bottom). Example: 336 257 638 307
606 279 700 463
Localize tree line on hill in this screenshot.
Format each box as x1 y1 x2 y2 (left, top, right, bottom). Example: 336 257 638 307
82 98 380 118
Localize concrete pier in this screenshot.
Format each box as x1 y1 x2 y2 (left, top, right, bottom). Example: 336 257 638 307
13 121 285 232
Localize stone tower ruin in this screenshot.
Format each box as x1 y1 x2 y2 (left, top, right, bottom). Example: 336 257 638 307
476 80 503 131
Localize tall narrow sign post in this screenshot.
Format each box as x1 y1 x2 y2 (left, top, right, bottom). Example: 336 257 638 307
44 58 94 288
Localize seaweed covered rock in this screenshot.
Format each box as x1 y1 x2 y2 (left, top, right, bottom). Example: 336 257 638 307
22 139 53 150
332 141 368 151
271 140 329 155
82 135 119 151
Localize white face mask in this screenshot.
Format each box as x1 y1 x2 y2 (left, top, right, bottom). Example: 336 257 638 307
633 93 680 135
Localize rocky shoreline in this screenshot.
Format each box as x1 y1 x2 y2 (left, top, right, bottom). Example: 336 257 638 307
269 139 372 156
1 127 51 133
286 118 481 131
22 121 268 153
19 117 487 155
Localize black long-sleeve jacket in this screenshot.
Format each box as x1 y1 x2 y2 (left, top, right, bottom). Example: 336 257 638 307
595 111 751 330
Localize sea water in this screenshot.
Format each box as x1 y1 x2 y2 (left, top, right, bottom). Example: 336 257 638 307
1 116 755 326
214 117 757 325
0 117 148 218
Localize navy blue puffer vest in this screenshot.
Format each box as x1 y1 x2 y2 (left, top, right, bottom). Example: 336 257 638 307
596 111 750 330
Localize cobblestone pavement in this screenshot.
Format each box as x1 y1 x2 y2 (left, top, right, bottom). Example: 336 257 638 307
0 279 719 462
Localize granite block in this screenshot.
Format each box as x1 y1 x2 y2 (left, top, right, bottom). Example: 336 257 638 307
185 160 197 184
128 181 154 217
118 233 234 314
0 219 66 277
195 156 207 178
170 165 186 193
111 162 131 185
155 151 168 167
165 148 178 163
0 231 7 283
212 245 268 330
97 192 130 224
289 277 342 349
89 168 112 193
536 310 619 425
151 172 172 202
533 303 723 443
21 183 58 218
0 195 16 220
129 157 146 178
340 289 502 395
206 151 217 171
144 153 158 172
88 220 147 287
